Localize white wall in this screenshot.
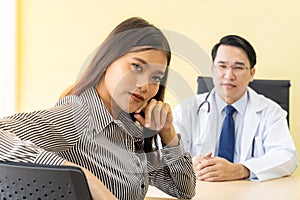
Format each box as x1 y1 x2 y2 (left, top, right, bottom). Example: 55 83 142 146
0 0 16 117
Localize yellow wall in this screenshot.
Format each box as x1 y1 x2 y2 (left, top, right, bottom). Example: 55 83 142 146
17 0 300 176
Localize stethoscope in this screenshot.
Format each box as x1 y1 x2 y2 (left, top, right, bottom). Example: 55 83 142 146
196 91 257 157
197 92 211 115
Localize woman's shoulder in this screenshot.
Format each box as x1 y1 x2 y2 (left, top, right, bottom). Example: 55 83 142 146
56 94 86 110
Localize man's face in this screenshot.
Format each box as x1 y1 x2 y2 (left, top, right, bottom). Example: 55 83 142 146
211 45 255 104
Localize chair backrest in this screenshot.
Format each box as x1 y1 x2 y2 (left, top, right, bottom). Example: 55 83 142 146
0 162 92 200
197 76 290 125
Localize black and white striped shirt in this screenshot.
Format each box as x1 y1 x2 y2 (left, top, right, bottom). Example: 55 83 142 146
0 88 195 199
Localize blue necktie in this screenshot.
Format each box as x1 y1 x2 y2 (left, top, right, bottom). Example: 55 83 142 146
218 105 236 162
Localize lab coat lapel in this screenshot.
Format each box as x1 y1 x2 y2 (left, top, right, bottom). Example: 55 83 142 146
240 88 263 160
197 89 219 154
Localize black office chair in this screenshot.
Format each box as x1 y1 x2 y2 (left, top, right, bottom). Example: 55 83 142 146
0 162 92 200
197 76 291 125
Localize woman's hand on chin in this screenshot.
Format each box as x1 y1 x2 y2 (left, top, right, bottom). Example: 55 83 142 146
134 99 179 147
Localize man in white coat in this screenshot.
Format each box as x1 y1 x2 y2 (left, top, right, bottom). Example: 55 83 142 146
173 35 298 182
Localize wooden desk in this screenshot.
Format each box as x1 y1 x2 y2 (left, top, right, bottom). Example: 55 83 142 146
145 176 300 200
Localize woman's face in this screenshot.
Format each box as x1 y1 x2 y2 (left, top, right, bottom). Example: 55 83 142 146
97 49 168 114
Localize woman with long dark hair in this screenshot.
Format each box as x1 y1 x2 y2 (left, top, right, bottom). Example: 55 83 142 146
0 17 195 199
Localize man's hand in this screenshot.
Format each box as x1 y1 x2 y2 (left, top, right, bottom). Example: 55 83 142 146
193 154 250 181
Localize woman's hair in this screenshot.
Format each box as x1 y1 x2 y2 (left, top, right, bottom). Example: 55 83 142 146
69 17 171 101
67 17 171 152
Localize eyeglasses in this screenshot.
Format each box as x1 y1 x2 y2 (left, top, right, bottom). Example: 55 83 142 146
214 63 249 74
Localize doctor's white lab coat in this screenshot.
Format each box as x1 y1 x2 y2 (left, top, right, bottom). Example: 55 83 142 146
173 87 298 181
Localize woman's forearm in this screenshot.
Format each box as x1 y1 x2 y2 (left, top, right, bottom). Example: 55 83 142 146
159 125 179 147
63 161 118 200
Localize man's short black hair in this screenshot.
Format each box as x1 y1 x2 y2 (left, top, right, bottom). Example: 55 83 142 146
211 35 257 68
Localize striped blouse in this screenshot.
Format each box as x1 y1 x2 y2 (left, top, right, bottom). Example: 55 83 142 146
0 88 195 199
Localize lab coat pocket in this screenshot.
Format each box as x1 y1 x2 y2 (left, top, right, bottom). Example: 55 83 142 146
192 134 216 156
191 136 205 154
252 136 264 157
